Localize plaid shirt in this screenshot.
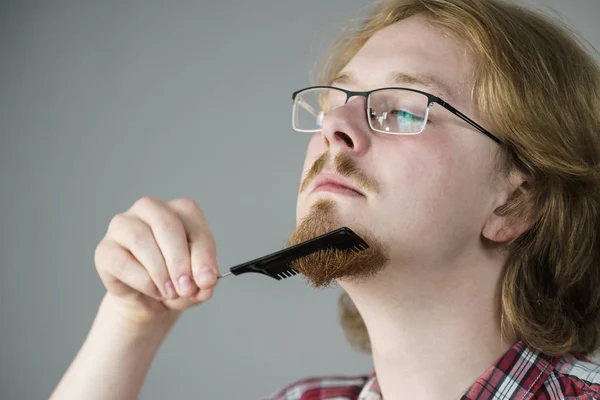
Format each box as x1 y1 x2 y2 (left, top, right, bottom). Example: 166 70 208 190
268 340 600 399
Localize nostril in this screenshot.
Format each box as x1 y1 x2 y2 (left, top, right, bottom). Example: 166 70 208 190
335 132 354 148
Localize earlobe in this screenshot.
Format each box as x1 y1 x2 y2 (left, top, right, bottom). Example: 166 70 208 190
482 211 529 243
482 171 535 244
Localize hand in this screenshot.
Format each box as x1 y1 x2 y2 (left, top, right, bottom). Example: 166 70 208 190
94 197 219 325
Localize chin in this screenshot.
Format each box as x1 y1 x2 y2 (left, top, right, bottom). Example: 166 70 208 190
297 194 365 227
287 198 390 288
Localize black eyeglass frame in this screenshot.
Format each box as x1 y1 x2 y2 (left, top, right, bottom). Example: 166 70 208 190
291 85 504 146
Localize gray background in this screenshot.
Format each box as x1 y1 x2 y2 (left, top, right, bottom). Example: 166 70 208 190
1 0 599 399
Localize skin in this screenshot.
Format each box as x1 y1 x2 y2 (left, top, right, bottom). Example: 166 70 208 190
50 15 530 400
296 16 530 399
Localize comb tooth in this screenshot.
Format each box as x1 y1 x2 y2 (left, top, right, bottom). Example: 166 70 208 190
278 269 298 279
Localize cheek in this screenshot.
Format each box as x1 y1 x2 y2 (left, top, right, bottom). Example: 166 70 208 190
375 133 492 238
379 132 459 197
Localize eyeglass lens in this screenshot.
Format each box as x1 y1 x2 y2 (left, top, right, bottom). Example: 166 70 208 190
293 87 430 134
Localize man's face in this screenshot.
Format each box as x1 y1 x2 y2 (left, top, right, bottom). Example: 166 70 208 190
290 16 502 286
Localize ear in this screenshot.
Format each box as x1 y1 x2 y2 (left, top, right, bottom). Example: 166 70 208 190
482 170 536 243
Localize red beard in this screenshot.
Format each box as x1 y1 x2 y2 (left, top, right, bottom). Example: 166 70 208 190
286 198 389 287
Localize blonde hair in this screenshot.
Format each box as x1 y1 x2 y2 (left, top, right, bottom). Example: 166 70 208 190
325 0 600 356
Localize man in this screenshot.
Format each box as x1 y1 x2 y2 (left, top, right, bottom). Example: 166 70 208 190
50 0 600 399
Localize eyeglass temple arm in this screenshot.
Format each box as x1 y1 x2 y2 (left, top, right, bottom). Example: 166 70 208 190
296 98 320 117
438 101 503 145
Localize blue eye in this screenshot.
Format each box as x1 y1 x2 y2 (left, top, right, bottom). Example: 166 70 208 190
393 110 425 123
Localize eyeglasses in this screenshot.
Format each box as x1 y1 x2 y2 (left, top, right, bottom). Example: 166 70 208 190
291 86 503 145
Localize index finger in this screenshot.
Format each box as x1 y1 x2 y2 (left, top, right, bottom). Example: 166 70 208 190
168 198 218 290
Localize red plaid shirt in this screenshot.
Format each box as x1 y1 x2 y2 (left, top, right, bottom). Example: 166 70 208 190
268 340 600 399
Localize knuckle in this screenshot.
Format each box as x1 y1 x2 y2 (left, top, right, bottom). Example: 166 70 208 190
95 240 127 278
132 196 159 211
107 214 151 249
107 250 129 276
107 213 126 234
171 198 205 218
171 198 199 210
130 223 151 247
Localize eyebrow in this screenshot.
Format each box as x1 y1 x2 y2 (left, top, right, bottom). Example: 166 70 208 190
330 71 454 100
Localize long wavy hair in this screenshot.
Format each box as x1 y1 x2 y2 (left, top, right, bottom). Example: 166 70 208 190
318 0 600 356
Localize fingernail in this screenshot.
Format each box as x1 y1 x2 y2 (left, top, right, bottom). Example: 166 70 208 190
178 275 195 294
195 267 216 286
165 281 177 299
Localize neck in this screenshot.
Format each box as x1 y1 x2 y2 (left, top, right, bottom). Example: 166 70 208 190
339 246 514 400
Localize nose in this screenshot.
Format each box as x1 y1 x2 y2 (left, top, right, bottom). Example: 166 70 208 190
319 96 372 155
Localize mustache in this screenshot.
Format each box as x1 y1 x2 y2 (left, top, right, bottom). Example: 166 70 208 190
299 151 380 194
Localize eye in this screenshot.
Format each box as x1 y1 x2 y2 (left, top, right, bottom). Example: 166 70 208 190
390 109 426 123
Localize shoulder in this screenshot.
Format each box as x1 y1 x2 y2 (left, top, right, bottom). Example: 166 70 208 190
546 354 600 398
265 374 369 400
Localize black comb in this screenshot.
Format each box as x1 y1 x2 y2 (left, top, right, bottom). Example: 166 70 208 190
217 227 369 281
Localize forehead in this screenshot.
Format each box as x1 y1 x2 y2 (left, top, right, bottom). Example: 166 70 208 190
339 15 474 103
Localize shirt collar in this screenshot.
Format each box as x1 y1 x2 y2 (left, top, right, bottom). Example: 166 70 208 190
462 340 560 400
359 340 561 400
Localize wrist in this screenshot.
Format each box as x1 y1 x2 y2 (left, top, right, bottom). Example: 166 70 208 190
49 294 180 400
97 294 181 340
